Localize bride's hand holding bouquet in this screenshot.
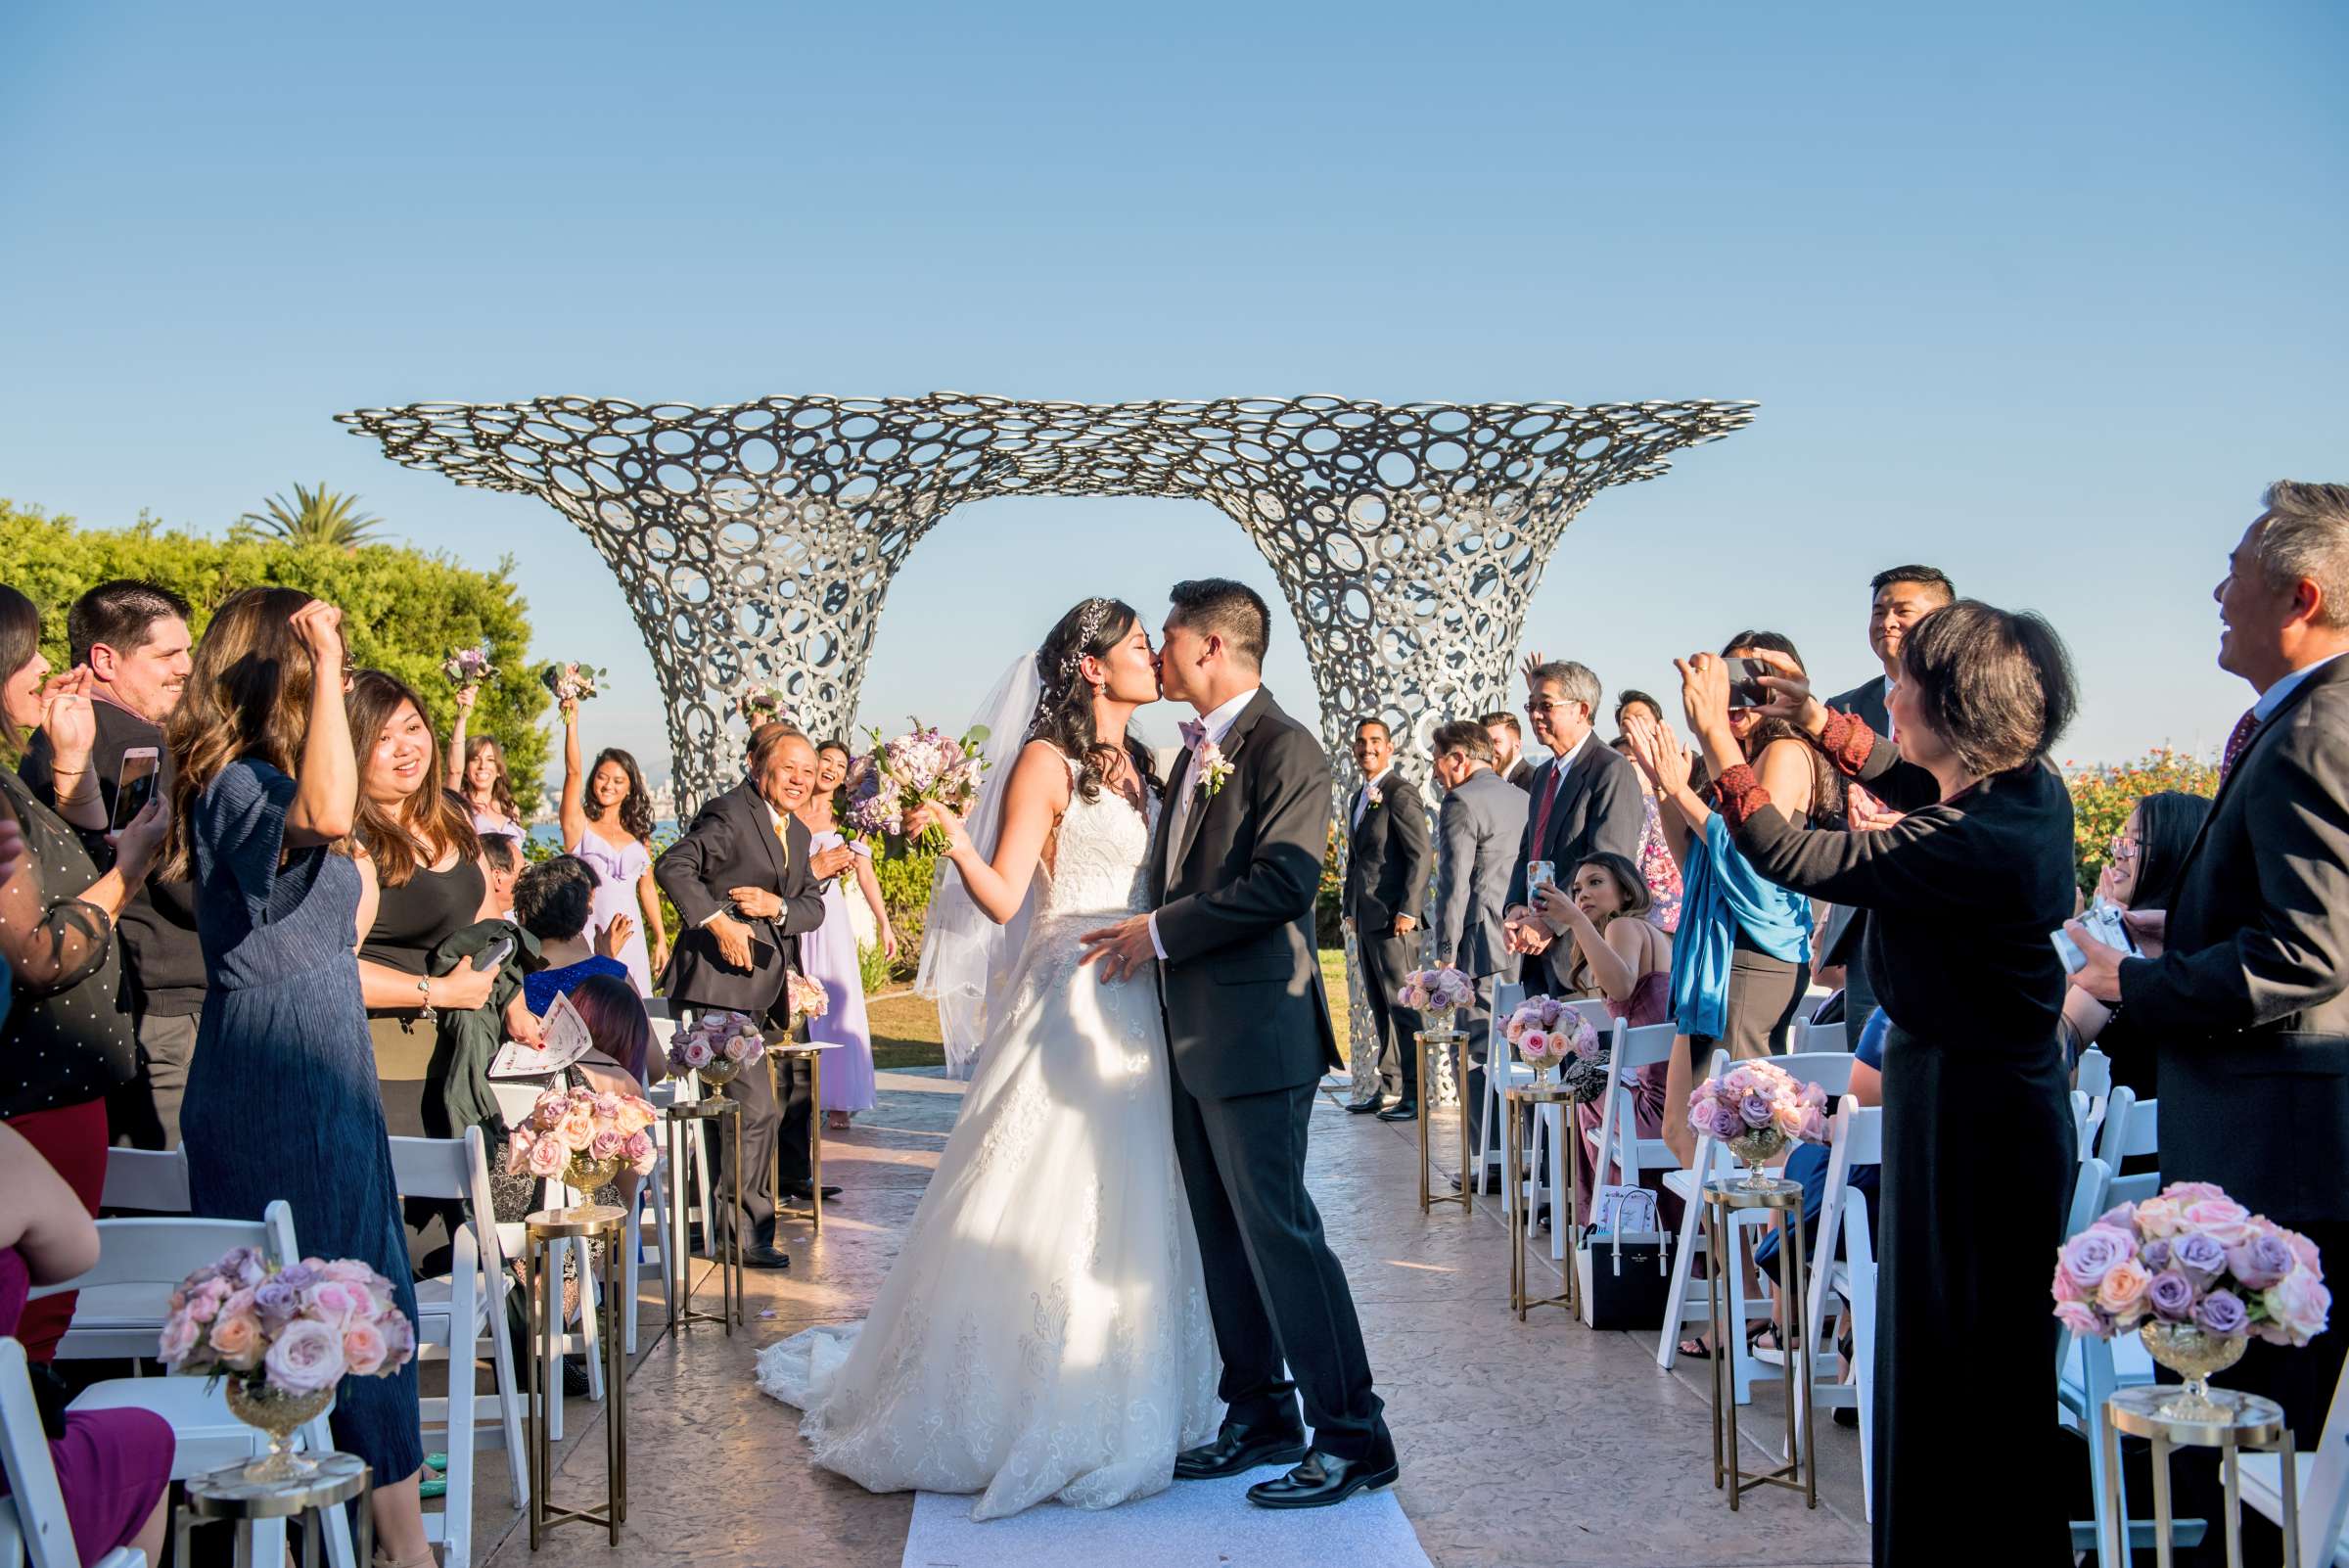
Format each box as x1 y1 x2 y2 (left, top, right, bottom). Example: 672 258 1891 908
903 797 972 856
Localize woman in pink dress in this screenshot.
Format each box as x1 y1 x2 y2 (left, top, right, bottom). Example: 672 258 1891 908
1534 852 1673 1225
557 700 668 996
798 742 896 1129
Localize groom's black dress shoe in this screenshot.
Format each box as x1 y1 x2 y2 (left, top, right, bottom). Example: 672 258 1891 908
1245 1447 1402 1510
1344 1095 1387 1115
1374 1098 1418 1122
1172 1417 1309 1480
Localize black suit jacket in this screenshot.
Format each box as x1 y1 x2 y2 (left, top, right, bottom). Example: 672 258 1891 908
2112 657 2349 1224
1502 757 1536 792
1505 738 1644 910
1341 770 1431 940
654 780 827 1015
1151 689 1342 1099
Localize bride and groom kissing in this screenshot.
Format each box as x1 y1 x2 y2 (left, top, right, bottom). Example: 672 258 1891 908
756 578 1399 1519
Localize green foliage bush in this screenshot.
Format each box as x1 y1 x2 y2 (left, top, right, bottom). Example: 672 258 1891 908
0 500 549 802
2064 748 2220 894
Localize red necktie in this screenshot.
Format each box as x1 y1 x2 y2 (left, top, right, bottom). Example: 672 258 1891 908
1531 765 1564 856
2220 709 2260 783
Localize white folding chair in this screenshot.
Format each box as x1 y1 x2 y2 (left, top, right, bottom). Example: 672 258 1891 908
2071 1046 2113 1163
0 1339 148 1568
2095 1087 2161 1206
98 1148 189 1214
1576 1020 1675 1297
2240 1350 2349 1566
390 1129 530 1558
1798 1096 1881 1515
1476 981 1528 1196
40 1203 354 1568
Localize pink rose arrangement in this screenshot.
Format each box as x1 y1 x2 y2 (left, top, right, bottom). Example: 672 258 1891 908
845 722 989 849
1502 996 1599 1074
1685 1059 1829 1163
787 971 829 1023
2050 1180 2329 1347
439 641 496 689
160 1247 415 1397
668 1009 767 1078
1398 967 1475 1017
505 1082 659 1186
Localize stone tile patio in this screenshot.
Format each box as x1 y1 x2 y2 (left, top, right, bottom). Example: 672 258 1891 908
460 1071 1872 1567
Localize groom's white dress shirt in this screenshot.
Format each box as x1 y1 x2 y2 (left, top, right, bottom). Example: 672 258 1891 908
1149 686 1260 961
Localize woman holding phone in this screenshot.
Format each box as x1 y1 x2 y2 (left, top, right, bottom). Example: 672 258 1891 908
0 584 170 1359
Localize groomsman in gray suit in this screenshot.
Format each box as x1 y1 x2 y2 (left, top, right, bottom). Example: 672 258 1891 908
1428 719 1528 1161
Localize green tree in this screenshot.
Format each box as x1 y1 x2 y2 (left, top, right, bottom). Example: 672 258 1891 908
0 499 550 804
236 483 387 549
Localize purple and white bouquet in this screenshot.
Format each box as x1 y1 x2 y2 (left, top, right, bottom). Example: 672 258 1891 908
160 1247 415 1395
2051 1181 2329 1349
668 1008 768 1082
541 661 607 704
440 641 496 689
1685 1059 1827 1178
1502 995 1599 1074
737 685 794 726
1398 966 1475 1022
845 721 989 850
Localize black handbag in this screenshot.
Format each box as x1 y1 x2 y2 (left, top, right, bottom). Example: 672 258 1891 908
1578 1184 1674 1330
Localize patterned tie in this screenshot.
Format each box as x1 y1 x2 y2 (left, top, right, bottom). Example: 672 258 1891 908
2220 709 2261 783
773 815 790 867
1178 717 1207 752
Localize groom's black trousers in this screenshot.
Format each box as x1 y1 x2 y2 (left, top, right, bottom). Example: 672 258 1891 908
1170 1072 1391 1461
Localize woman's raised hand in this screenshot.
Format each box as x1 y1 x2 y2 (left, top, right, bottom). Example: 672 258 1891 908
37 667 97 762
288 600 345 675
1739 646 1824 732
1623 711 1692 795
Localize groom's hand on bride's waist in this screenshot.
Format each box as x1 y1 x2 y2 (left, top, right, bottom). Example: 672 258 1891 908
1079 915 1154 985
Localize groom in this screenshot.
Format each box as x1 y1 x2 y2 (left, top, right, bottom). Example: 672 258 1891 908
1082 578 1399 1510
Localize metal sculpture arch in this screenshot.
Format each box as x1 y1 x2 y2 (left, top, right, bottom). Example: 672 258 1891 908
338 392 1757 814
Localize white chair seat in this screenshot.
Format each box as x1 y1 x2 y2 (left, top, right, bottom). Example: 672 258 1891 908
412 1269 491 1318
2238 1452 2349 1566
69 1377 334 1481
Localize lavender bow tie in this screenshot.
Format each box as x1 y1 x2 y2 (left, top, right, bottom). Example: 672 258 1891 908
1179 718 1207 751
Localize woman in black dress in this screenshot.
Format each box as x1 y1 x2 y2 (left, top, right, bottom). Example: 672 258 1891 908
1658 602 2080 1566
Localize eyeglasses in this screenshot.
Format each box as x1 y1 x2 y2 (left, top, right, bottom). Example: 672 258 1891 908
1524 699 1566 717
2107 835 2140 861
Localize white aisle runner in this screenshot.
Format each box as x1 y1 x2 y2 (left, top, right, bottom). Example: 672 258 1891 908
899 1465 1431 1568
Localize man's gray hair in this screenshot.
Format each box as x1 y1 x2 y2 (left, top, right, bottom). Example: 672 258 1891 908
2259 481 2349 628
1527 660 1602 719
1430 718 1496 765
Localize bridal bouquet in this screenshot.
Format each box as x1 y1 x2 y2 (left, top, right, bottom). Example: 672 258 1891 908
845 721 989 850
737 684 794 726
440 641 496 689
1398 967 1475 1021
2052 1181 2329 1348
668 1009 767 1085
1686 1060 1827 1184
505 1083 659 1187
541 661 607 704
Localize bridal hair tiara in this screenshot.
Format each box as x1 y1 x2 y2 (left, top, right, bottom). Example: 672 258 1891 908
1051 597 1118 692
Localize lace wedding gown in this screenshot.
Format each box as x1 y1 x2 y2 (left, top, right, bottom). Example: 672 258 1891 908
755 760 1221 1519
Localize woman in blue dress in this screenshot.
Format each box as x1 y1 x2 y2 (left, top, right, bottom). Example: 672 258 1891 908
165 588 433 1568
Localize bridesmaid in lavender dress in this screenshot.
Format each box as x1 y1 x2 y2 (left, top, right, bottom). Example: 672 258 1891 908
444 685 528 844
798 741 897 1130
558 699 668 996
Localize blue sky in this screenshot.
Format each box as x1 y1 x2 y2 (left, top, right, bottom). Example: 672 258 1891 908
4 1 2342 788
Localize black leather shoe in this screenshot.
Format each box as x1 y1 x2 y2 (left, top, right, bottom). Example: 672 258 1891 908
1374 1099 1418 1122
740 1242 792 1269
781 1182 842 1203
1344 1095 1386 1115
1245 1448 1401 1509
1173 1417 1309 1481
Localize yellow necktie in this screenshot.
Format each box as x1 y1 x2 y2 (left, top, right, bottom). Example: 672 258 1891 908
773 816 789 867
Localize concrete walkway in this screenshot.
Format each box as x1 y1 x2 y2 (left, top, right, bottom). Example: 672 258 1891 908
463 1070 1872 1567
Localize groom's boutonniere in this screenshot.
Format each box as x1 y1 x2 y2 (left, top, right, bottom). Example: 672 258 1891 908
1196 740 1234 800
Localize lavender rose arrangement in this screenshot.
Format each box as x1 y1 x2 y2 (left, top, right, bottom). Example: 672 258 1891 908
439 641 496 689
160 1246 415 1397
1501 994 1599 1076
1399 967 1475 1019
2051 1180 2329 1348
504 1083 660 1185
541 661 607 704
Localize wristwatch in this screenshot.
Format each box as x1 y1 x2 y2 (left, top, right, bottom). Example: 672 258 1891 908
414 975 437 1025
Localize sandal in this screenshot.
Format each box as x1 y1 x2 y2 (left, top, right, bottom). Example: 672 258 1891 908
1678 1336 1714 1360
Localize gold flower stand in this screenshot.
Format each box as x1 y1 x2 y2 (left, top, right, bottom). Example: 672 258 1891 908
1701 1176 1817 1510
522 1203 629 1547
665 1095 744 1332
1413 1028 1470 1214
761 1035 842 1234
175 1453 371 1568
2101 1383 2300 1568
1503 1080 1578 1319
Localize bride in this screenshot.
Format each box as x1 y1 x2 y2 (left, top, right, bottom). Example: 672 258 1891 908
755 596 1221 1519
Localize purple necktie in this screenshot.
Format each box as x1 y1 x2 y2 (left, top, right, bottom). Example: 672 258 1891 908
2219 709 2260 783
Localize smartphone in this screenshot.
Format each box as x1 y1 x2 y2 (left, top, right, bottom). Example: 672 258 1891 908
112 747 161 833
1720 658 1773 712
1527 859 1556 895
471 936 516 973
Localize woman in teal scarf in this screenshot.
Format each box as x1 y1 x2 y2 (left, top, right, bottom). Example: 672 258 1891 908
1627 632 1845 1173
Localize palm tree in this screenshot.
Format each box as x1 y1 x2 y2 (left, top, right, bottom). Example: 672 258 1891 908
239 483 387 548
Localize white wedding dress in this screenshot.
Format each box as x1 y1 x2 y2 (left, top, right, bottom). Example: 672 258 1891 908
755 758 1221 1519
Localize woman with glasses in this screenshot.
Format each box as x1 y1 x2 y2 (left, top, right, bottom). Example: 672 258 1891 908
2059 790 2210 1091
